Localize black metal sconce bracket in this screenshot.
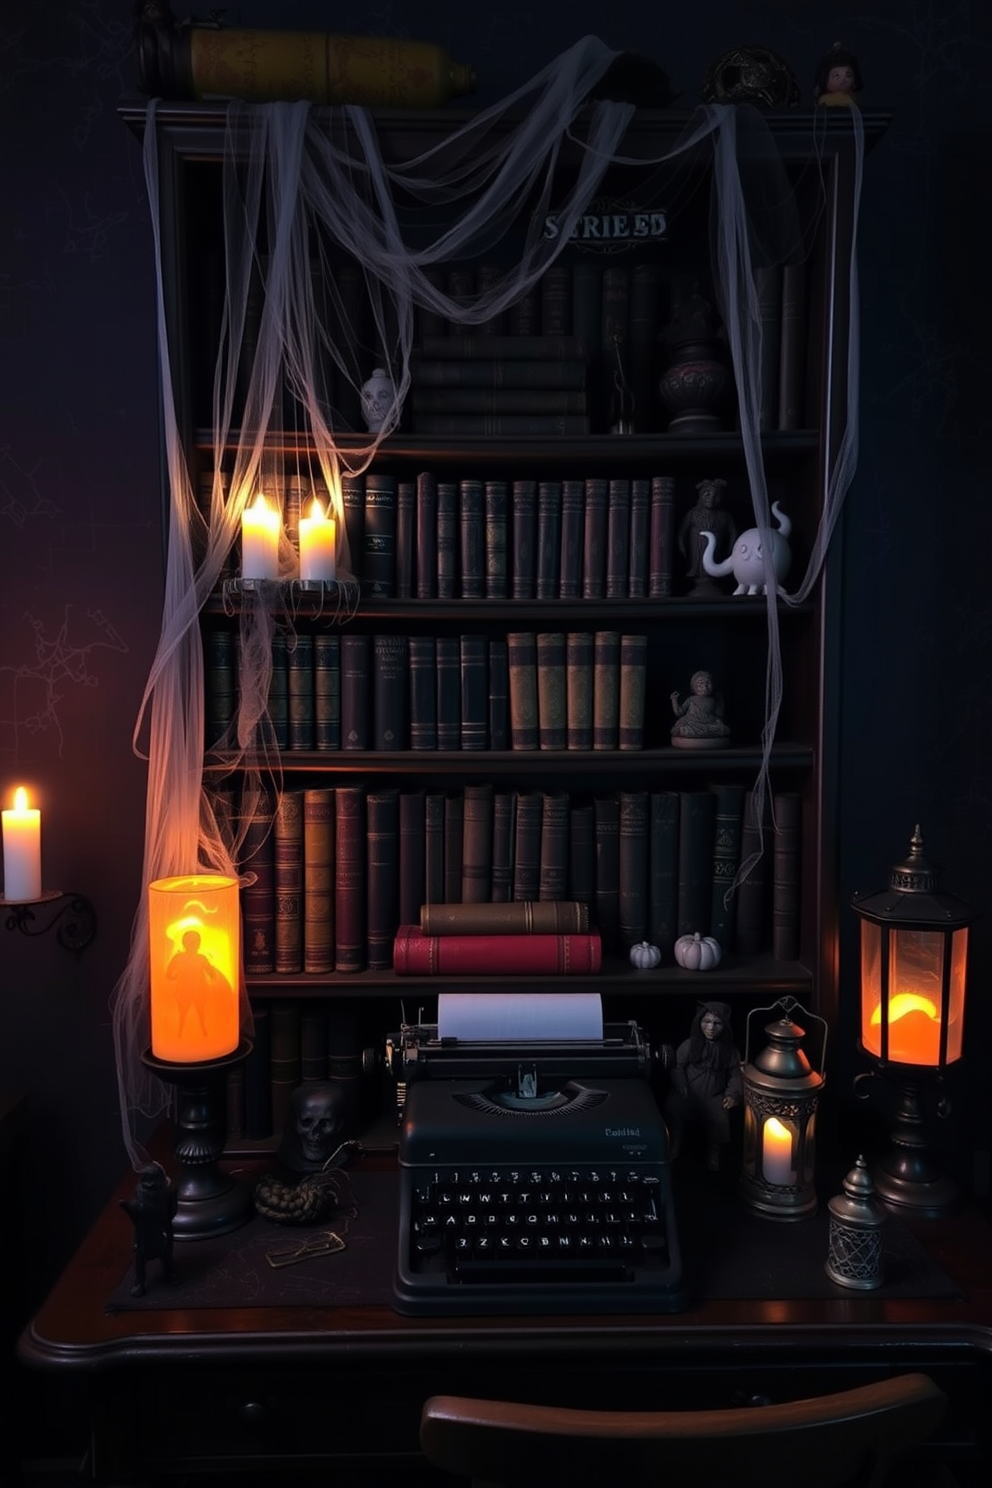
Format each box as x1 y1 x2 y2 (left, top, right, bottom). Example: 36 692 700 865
2 890 97 954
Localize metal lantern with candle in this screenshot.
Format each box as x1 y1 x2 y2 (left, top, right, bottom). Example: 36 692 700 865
740 997 826 1220
144 873 253 1236
851 826 976 1216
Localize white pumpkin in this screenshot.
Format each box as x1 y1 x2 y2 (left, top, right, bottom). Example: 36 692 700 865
629 941 662 970
673 931 722 971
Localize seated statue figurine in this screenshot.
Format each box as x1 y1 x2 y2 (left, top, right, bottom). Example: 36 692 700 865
664 1001 743 1171
670 669 730 749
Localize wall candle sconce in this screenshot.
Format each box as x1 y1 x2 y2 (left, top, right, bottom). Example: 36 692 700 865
740 997 827 1220
851 826 975 1216
1 785 96 953
144 873 252 1237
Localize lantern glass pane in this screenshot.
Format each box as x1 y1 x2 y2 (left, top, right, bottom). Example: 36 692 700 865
148 874 241 1062
802 1109 817 1184
861 920 968 1066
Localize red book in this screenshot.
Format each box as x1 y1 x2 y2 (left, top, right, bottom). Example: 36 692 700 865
392 925 602 976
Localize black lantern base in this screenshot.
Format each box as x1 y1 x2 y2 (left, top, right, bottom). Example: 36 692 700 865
870 1078 959 1218
142 1041 254 1239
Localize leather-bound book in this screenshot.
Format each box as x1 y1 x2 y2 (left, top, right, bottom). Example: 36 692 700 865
393 925 602 975
372 634 408 750
566 631 593 750
366 788 400 970
568 797 596 908
334 786 367 973
619 789 649 950
300 1008 328 1082
399 790 427 927
677 789 716 939
628 478 650 598
648 790 680 960
286 633 314 751
484 479 508 599
204 626 235 749
415 470 438 599
435 635 461 750
443 792 464 905
539 790 570 902
606 478 631 599
582 477 608 598
629 261 661 433
459 634 488 751
735 786 771 957
243 1003 273 1139
593 793 620 955
507 631 539 751
510 479 537 599
600 265 630 427
618 633 647 751
418 334 588 361
648 475 676 599
313 632 341 751
340 473 365 585
491 790 517 904
340 633 370 750
476 261 506 336
512 791 543 902
421 899 590 935
241 785 275 975
592 630 620 750
488 637 509 751
507 287 540 336
267 630 288 750
540 262 572 335
458 477 485 599
303 786 335 975
273 788 304 974
363 473 396 598
409 635 438 751
436 480 458 599
424 792 445 906
410 362 587 389
395 478 415 599
412 387 587 414
461 782 494 903
559 478 585 599
709 781 745 953
536 480 562 600
536 631 567 750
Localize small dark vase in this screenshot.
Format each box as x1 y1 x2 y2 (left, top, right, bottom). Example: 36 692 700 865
658 340 730 433
658 287 731 433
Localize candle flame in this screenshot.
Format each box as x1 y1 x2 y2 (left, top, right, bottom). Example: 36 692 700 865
249 491 272 513
13 786 28 812
307 497 327 521
870 992 940 1027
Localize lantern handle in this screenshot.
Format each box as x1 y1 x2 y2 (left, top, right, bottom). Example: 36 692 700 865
743 994 828 1075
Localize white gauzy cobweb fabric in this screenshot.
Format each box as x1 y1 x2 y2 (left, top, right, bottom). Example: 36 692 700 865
110 35 863 1166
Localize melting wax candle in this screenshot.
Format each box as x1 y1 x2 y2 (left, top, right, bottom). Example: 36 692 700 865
241 492 281 579
299 497 336 581
2 786 42 902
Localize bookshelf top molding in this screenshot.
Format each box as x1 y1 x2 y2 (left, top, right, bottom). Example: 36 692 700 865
119 97 892 166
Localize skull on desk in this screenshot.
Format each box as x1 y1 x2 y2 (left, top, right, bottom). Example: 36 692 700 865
278 1081 348 1172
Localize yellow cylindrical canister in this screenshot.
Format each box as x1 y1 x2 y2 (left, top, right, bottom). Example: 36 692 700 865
188 29 476 107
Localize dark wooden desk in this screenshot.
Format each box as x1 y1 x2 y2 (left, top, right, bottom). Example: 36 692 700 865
18 1142 992 1485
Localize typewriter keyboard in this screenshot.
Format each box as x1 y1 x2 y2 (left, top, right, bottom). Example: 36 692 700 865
395 1161 685 1315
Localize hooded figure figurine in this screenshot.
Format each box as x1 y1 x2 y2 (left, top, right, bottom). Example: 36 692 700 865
665 1001 743 1171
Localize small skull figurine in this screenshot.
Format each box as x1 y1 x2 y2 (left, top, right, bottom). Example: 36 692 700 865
278 1081 348 1172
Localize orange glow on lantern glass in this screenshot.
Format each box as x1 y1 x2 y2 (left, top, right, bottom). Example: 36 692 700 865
860 920 967 1065
148 874 240 1062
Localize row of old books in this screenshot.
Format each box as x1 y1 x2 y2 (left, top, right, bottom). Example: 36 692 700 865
408 333 591 436
226 781 801 975
206 628 649 753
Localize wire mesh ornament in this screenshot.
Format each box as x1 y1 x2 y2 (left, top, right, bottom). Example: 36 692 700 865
825 1155 886 1290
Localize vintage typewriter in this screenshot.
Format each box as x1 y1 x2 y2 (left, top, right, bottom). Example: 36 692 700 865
388 999 686 1316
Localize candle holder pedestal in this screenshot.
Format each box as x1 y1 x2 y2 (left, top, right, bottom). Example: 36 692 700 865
2 889 97 954
142 1041 254 1239
858 1072 958 1218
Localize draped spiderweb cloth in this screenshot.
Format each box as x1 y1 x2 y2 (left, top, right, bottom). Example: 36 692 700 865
111 34 864 1165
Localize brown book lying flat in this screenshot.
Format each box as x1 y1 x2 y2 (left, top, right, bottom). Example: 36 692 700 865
394 925 601 975
420 900 590 936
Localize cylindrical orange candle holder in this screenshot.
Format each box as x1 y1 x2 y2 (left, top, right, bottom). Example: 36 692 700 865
148 874 240 1063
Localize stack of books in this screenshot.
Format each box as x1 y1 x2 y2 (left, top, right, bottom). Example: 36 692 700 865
393 900 601 975
409 335 590 436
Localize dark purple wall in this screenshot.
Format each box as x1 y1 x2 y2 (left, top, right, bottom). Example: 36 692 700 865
1 0 990 1376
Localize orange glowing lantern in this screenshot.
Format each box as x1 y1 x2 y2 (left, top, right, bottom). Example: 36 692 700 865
148 874 240 1063
851 827 976 1214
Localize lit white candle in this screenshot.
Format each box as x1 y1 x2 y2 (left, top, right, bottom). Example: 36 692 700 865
2 786 42 902
298 497 337 581
762 1115 795 1186
241 492 281 579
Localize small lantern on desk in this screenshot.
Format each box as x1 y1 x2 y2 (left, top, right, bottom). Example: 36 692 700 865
851 826 976 1216
740 997 826 1220
825 1155 886 1290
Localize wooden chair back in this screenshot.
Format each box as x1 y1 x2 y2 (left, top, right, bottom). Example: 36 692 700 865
419 1373 946 1488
